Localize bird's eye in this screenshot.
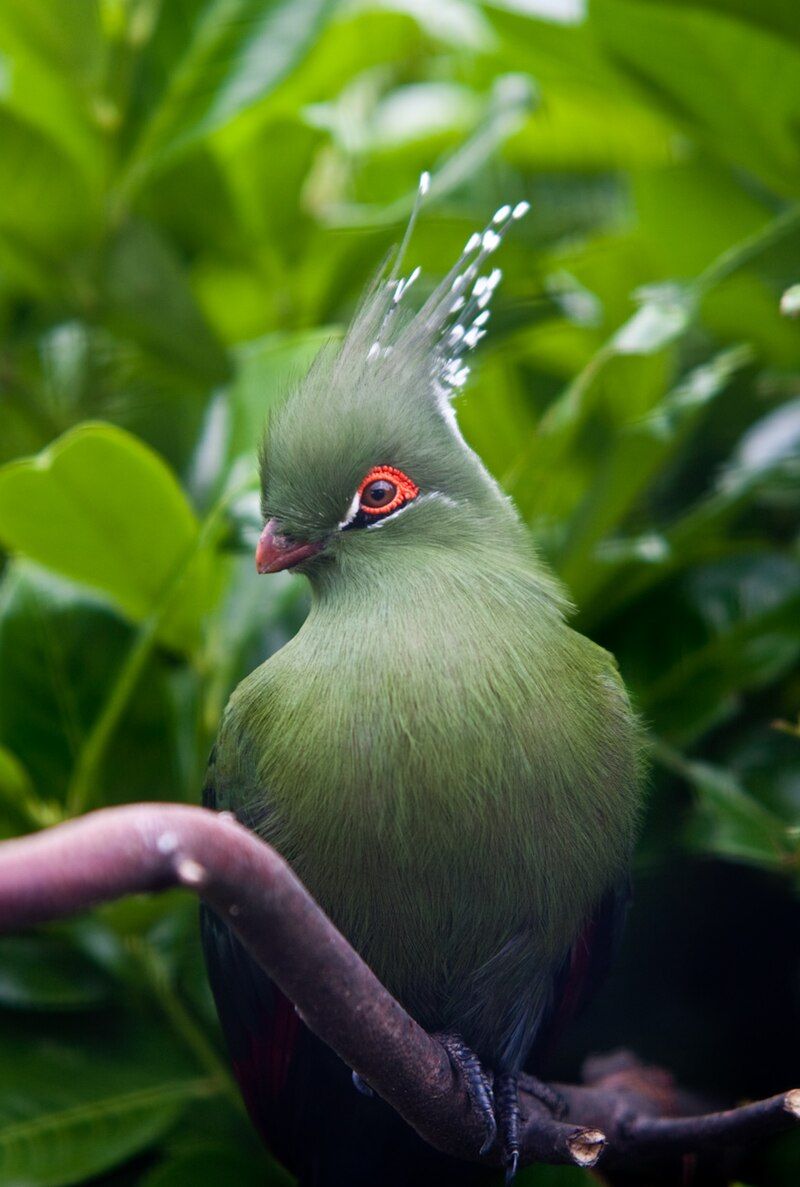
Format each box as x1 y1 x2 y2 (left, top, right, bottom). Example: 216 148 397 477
355 465 419 519
361 478 397 509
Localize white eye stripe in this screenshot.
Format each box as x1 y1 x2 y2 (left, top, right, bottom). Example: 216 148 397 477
337 491 361 531
365 490 457 529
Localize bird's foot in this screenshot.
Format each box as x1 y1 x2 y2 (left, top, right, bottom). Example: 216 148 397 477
520 1072 568 1120
435 1033 497 1155
435 1036 539 1179
495 1071 521 1183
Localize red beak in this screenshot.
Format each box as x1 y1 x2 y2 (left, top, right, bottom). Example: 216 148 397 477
255 519 324 574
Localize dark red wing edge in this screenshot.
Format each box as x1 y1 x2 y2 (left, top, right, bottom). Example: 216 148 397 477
537 876 632 1061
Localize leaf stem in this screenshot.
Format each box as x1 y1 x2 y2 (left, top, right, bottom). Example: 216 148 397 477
694 203 800 297
65 489 243 817
65 613 161 818
133 938 243 1112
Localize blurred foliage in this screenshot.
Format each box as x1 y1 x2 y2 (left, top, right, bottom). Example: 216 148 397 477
0 0 798 1184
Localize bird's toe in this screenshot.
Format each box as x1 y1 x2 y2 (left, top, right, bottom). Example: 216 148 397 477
495 1071 521 1182
435 1032 497 1154
521 1073 568 1120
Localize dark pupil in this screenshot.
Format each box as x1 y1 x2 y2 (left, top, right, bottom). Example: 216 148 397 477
363 479 396 508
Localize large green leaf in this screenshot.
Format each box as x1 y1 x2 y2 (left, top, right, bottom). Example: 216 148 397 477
0 1012 217 1187
560 345 752 599
661 750 797 870
622 555 800 743
0 563 193 809
101 221 229 387
593 0 800 195
0 113 97 258
0 937 109 1011
0 1 105 191
0 425 218 652
139 1144 284 1187
125 0 333 186
634 0 800 47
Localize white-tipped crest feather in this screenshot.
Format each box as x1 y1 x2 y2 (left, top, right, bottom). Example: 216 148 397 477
365 178 530 426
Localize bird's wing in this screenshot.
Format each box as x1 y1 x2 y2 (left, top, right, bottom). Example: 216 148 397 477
201 748 495 1185
532 876 632 1064
200 747 302 1154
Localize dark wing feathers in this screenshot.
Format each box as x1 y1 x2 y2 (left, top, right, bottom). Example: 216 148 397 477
534 875 632 1064
201 751 301 1146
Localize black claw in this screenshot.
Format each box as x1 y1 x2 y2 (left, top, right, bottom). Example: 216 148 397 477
496 1071 521 1182
435 1033 497 1155
479 1120 498 1158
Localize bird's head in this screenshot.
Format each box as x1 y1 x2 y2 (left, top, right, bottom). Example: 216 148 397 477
256 183 530 584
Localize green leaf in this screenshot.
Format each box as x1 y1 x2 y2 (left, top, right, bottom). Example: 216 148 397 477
312 74 534 225
125 0 333 187
0 1011 218 1187
139 1143 285 1187
579 384 800 630
505 83 677 172
612 284 695 355
516 1165 595 1187
0 425 218 652
143 1100 286 1187
0 1 105 191
101 220 229 387
0 563 194 808
0 1085 187 1187
561 345 752 597
0 744 36 837
0 937 109 1011
0 112 97 258
659 749 794 869
717 724 800 826
635 556 800 742
191 327 336 504
225 328 337 465
723 398 800 488
593 0 800 195
636 0 800 48
0 746 31 803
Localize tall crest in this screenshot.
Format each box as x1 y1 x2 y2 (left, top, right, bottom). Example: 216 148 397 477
363 173 530 414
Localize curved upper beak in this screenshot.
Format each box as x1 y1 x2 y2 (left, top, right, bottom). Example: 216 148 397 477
255 518 325 574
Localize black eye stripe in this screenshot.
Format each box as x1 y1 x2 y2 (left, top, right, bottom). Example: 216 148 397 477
341 503 408 532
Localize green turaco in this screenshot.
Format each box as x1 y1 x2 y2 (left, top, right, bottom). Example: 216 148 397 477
201 180 644 1186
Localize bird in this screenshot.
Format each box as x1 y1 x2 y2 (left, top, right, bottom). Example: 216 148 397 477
201 177 644 1187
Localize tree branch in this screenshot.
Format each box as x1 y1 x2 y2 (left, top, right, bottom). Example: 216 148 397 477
0 804 796 1173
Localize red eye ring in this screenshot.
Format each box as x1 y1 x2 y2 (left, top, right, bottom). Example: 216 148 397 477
357 465 419 517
